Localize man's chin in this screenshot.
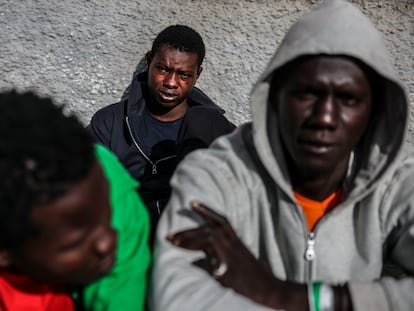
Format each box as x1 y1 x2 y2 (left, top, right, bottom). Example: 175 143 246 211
156 99 185 110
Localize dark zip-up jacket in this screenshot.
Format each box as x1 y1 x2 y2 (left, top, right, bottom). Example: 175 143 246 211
88 72 230 234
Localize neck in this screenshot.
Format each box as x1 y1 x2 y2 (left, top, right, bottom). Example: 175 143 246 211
146 96 187 122
148 104 187 121
292 177 343 201
289 159 349 201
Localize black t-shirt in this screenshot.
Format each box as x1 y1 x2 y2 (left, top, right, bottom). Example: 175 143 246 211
138 108 183 160
137 109 184 234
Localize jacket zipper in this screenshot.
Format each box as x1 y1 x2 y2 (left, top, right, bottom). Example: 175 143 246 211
156 200 161 215
126 116 176 175
294 200 316 283
303 199 349 282
305 232 315 283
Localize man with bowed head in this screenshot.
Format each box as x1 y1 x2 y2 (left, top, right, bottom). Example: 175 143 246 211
88 25 235 244
0 91 149 310
152 1 413 310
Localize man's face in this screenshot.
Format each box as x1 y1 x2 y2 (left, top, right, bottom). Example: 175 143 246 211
147 44 201 112
271 56 372 178
10 162 117 286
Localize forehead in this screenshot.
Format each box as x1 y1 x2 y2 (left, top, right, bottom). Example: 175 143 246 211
152 44 199 69
29 162 109 236
278 56 370 87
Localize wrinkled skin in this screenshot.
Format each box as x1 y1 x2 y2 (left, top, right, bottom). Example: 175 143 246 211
146 44 202 121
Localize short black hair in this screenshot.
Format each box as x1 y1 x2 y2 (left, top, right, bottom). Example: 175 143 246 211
0 90 95 250
149 25 205 67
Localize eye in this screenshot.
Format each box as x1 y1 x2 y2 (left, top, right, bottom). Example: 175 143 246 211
338 92 359 106
156 66 168 73
58 230 89 251
180 72 192 80
290 86 320 101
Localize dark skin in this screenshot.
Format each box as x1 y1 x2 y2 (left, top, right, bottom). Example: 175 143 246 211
169 56 373 310
274 57 372 200
0 162 117 286
145 44 202 122
168 202 307 309
170 202 352 311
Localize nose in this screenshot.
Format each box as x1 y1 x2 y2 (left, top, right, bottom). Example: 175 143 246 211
163 72 179 89
94 227 117 257
310 94 338 129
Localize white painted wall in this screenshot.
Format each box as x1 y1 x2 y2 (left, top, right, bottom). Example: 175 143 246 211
1 0 412 140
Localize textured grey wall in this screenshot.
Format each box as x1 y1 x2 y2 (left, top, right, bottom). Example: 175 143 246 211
1 0 413 139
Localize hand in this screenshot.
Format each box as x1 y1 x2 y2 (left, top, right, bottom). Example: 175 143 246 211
167 201 300 308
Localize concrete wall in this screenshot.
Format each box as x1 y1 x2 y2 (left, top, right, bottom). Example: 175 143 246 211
1 0 413 139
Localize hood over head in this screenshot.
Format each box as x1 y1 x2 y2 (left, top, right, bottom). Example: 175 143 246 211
251 0 409 199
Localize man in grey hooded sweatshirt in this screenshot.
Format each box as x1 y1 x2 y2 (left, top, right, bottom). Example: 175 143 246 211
151 1 413 310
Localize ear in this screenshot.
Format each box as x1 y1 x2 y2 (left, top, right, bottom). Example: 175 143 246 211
145 51 152 71
196 66 203 79
0 250 11 268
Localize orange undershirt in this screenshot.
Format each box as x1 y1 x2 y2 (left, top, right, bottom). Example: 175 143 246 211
294 188 342 231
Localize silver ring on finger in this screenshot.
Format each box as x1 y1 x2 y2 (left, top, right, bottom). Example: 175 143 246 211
212 260 228 278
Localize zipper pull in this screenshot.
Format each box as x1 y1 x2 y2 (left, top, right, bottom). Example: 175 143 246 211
156 200 161 215
152 164 157 175
305 232 315 261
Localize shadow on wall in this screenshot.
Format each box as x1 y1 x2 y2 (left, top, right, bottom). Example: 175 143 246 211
120 55 147 102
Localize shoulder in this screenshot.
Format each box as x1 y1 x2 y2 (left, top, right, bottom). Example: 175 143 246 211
88 102 127 146
165 123 263 240
95 144 138 191
176 124 253 187
377 145 414 226
386 145 414 182
91 101 125 125
188 87 224 113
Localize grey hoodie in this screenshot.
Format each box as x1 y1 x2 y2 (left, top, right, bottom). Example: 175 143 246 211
151 1 413 310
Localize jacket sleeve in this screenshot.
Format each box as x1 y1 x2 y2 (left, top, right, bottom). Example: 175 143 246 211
150 149 276 311
152 144 414 311
82 145 150 311
348 155 414 311
87 106 117 148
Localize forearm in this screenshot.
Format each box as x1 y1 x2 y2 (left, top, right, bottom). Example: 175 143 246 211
152 245 275 311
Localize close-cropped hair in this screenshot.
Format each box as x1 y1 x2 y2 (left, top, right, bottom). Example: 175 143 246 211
149 24 205 67
0 90 95 251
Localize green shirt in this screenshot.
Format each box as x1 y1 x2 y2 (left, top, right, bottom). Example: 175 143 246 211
80 144 150 310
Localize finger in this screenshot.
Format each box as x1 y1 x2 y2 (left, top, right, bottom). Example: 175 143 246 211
260 260 273 273
191 201 237 238
192 258 213 273
168 226 209 239
191 200 226 225
167 227 214 251
168 225 226 265
193 258 229 285
168 231 217 264
171 212 233 266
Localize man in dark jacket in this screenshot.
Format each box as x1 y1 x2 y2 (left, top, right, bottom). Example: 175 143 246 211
88 25 235 244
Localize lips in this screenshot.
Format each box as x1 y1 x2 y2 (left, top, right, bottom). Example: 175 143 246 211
159 90 177 102
298 137 335 154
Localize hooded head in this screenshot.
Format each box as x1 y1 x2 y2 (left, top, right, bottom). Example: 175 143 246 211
251 0 408 198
